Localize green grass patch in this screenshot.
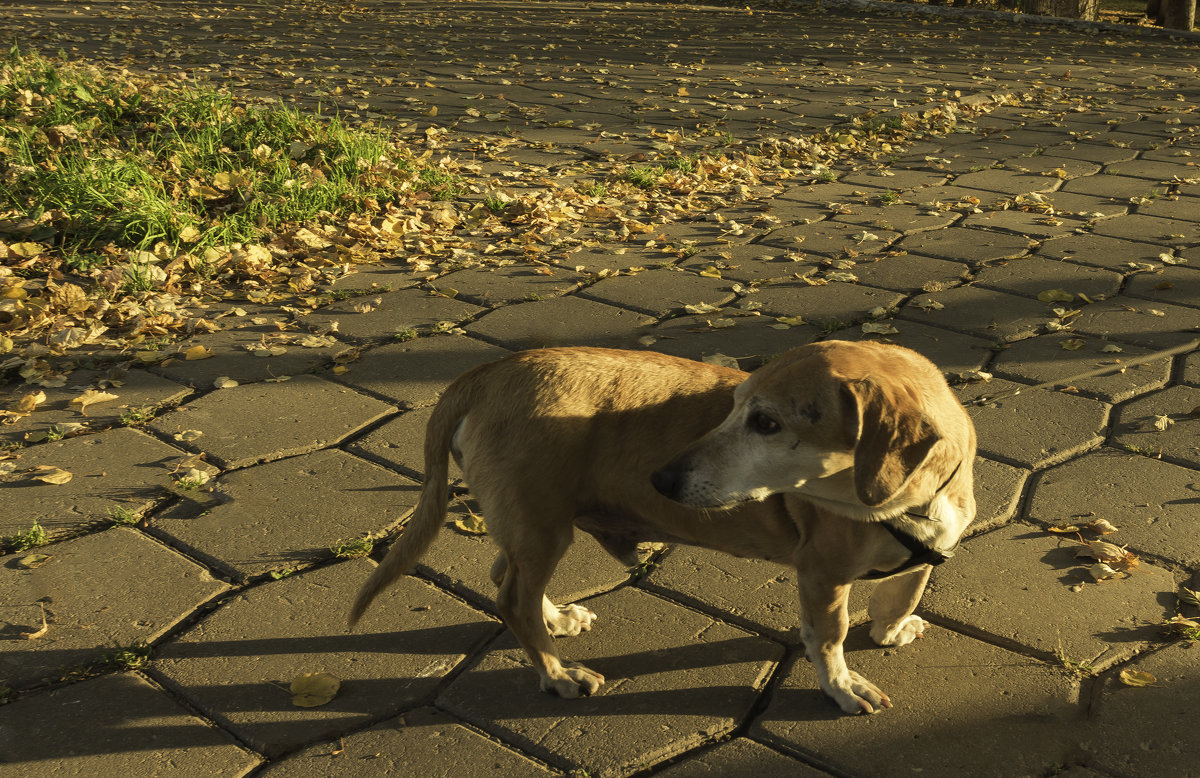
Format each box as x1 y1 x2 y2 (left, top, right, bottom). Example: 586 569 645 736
0 46 461 257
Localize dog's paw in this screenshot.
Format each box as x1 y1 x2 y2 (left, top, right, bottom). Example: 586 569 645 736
540 664 605 699
825 670 892 715
871 614 927 647
545 603 597 637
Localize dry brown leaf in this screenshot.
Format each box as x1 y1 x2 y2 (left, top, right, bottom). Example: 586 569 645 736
21 603 49 640
184 345 214 360
6 390 47 417
31 466 73 485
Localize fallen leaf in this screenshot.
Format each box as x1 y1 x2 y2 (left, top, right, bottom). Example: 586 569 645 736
684 302 721 315
1179 585 1200 609
70 388 119 415
6 390 47 417
173 430 204 442
1046 524 1080 534
184 345 214 360
31 466 73 485
1118 668 1157 687
1076 540 1127 563
21 603 49 640
213 376 238 389
1152 414 1174 431
453 511 487 535
290 672 341 707
1082 519 1119 535
1101 344 1124 353
1037 289 1074 304
18 554 51 569
861 322 899 335
1060 338 1086 351
1089 562 1119 581
775 315 806 326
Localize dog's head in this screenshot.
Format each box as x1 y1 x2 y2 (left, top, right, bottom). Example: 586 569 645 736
651 341 971 519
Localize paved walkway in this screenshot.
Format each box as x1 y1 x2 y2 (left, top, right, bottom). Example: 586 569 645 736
2 1 1199 775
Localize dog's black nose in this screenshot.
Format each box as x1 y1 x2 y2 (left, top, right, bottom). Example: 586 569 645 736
650 464 680 499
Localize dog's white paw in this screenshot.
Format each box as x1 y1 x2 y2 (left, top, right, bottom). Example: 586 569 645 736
545 602 596 637
871 614 927 647
540 664 605 698
823 670 892 715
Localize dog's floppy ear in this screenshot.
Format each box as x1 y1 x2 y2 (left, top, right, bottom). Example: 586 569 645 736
843 378 940 507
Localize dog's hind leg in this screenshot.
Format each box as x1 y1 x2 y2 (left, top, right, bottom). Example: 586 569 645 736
493 532 605 699
491 552 596 638
867 565 931 647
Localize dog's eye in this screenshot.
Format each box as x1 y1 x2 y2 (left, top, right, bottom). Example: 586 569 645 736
748 410 781 435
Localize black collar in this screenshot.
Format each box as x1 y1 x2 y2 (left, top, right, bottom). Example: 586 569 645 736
859 522 954 580
859 463 961 581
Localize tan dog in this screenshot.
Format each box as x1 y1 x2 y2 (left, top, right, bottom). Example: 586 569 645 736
349 341 976 714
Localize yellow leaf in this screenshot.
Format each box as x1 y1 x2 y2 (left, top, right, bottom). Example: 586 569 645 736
290 672 341 707
1059 338 1086 351
8 390 47 416
331 365 350 375
70 388 119 415
454 511 487 535
32 466 73 485
1046 524 1079 534
775 315 806 327
1118 668 1157 687
184 345 214 360
18 554 51 569
698 266 722 278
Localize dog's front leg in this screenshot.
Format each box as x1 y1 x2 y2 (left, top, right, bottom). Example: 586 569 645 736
797 575 891 714
867 565 931 647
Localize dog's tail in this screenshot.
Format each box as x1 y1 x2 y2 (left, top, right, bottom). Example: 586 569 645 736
348 367 482 629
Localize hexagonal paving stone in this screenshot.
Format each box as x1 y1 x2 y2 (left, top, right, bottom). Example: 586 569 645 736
951 168 1062 195
148 375 394 469
152 449 421 582
645 314 818 371
416 506 640 615
655 738 830 777
757 221 899 257
465 296 655 350
1060 174 1163 201
1069 298 1200 350
1111 385 1200 469
345 405 462 483
898 286 1052 343
641 546 872 644
849 252 968 293
958 379 1109 469
0 528 227 689
990 334 1171 403
438 587 783 777
973 256 1123 301
751 629 1079 777
431 265 586 305
258 706 556 776
1135 192 1200 222
921 523 1170 668
151 320 345 389
972 456 1029 533
678 244 816 284
1124 265 1200 309
1082 642 1199 777
841 320 992 376
752 283 904 330
0 427 185 540
0 673 260 774
0 369 191 445
1036 233 1167 271
1026 447 1200 569
303 287 485 342
578 268 736 317
896 227 1032 263
829 203 959 235
1090 213 1200 246
151 559 500 758
330 332 510 409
